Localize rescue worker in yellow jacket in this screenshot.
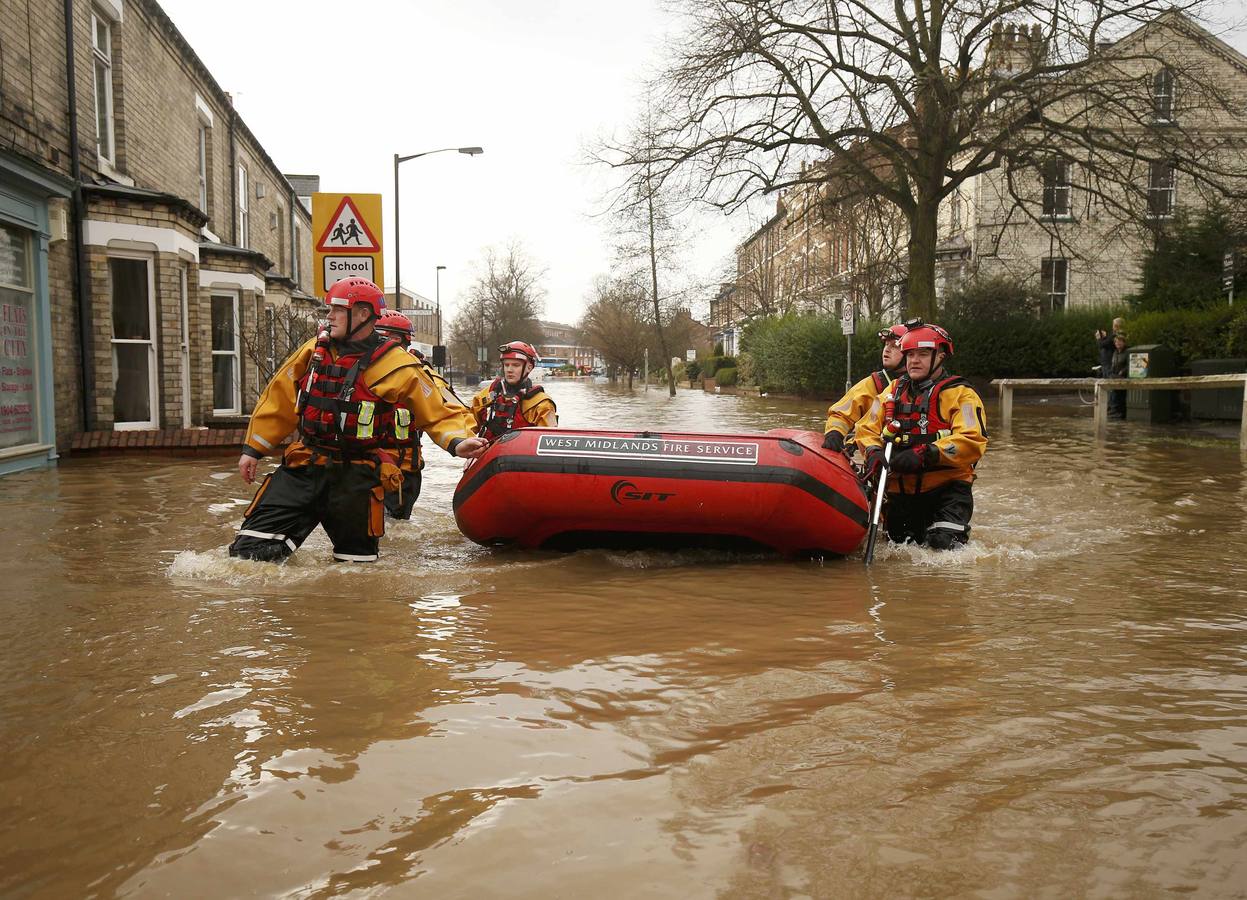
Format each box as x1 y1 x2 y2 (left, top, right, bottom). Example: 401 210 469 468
230 278 486 562
855 324 987 551
821 322 910 453
373 311 436 520
471 340 558 439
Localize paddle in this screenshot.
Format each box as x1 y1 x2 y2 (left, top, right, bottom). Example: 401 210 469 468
863 442 892 565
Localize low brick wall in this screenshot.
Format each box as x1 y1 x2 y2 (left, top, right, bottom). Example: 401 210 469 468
68 428 258 457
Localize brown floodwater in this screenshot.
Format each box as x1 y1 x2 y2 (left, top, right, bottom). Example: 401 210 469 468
1 380 1245 898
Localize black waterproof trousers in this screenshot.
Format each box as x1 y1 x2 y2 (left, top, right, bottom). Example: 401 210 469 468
885 480 973 550
229 459 384 562
383 469 423 520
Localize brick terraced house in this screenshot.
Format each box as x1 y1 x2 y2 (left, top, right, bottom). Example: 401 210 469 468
0 0 314 475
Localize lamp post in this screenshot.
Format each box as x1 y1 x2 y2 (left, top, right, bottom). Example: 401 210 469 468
392 146 482 309
435 265 446 347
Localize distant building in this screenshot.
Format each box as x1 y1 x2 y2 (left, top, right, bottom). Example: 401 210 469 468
384 287 440 356
537 320 602 371
1 0 316 475
938 12 1247 310
721 11 1247 328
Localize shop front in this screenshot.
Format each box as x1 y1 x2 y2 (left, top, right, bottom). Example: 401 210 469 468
0 156 66 476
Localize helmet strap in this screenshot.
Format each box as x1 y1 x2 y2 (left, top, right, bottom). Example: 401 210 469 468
344 307 376 342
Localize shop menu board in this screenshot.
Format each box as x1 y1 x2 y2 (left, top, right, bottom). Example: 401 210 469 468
0 222 36 449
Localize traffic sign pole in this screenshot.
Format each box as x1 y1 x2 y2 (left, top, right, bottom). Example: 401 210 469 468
840 300 855 392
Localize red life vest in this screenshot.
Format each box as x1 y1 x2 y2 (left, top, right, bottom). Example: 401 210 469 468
298 337 403 455
885 373 968 447
478 378 545 439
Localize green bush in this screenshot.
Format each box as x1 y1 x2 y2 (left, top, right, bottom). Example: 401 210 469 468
701 355 737 378
715 366 738 386
735 350 755 386
684 359 702 382
743 306 1244 396
1125 306 1238 361
943 307 1114 378
1131 203 1247 312
742 314 886 396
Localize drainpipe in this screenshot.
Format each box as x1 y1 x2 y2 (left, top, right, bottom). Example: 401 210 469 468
229 107 237 245
64 0 96 431
288 184 297 286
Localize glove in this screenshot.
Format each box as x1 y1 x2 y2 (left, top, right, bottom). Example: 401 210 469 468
863 447 885 480
821 431 845 452
890 446 928 473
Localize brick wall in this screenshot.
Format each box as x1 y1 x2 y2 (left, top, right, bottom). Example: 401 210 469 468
0 0 73 178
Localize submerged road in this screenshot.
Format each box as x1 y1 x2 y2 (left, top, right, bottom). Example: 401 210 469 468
1 380 1245 897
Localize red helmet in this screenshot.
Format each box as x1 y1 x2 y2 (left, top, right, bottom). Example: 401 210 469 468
900 324 954 357
499 340 539 370
376 312 413 336
324 278 386 317
877 323 908 344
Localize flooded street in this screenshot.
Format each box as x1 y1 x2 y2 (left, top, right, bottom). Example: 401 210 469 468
2 380 1246 898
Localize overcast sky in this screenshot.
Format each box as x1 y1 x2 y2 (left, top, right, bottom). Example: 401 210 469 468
159 0 1247 327
158 0 745 327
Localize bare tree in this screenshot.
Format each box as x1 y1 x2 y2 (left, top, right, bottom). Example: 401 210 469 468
449 243 546 377
578 276 653 388
605 100 696 396
614 1 1247 319
238 303 320 388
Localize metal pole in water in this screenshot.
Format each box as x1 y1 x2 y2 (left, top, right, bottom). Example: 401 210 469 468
644 348 649 392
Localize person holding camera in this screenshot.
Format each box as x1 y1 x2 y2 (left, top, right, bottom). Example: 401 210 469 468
1095 317 1125 376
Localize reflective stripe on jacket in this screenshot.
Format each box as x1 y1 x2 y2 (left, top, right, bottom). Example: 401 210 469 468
243 336 477 460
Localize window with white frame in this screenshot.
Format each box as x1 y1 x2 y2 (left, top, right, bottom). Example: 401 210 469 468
110 256 158 427
1042 160 1072 218
197 123 209 213
211 292 241 414
91 8 115 163
949 189 962 231
1040 258 1068 312
1153 68 1175 123
1148 161 1176 218
237 164 250 248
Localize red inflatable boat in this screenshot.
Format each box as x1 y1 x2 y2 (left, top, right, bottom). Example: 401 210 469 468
452 427 869 556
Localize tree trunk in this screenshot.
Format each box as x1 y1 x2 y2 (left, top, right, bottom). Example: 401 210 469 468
906 197 940 321
646 187 676 397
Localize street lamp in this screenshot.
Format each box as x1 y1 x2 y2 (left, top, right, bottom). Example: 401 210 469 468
392 146 483 309
435 265 446 347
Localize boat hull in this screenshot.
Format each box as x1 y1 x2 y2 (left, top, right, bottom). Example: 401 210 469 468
453 428 869 556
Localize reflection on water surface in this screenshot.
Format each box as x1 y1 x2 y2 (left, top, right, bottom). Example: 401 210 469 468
1 381 1245 897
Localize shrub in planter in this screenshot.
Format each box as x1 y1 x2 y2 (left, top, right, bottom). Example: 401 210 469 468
715 366 738 386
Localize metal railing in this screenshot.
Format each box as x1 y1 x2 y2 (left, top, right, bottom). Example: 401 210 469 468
991 374 1247 449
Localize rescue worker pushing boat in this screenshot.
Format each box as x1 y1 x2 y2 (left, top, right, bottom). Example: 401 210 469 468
230 278 487 562
471 340 558 439
855 324 987 550
372 311 442 520
822 321 911 453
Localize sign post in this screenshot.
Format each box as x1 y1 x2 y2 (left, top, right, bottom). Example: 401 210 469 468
840 299 855 391
312 193 385 298
1224 250 1235 306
